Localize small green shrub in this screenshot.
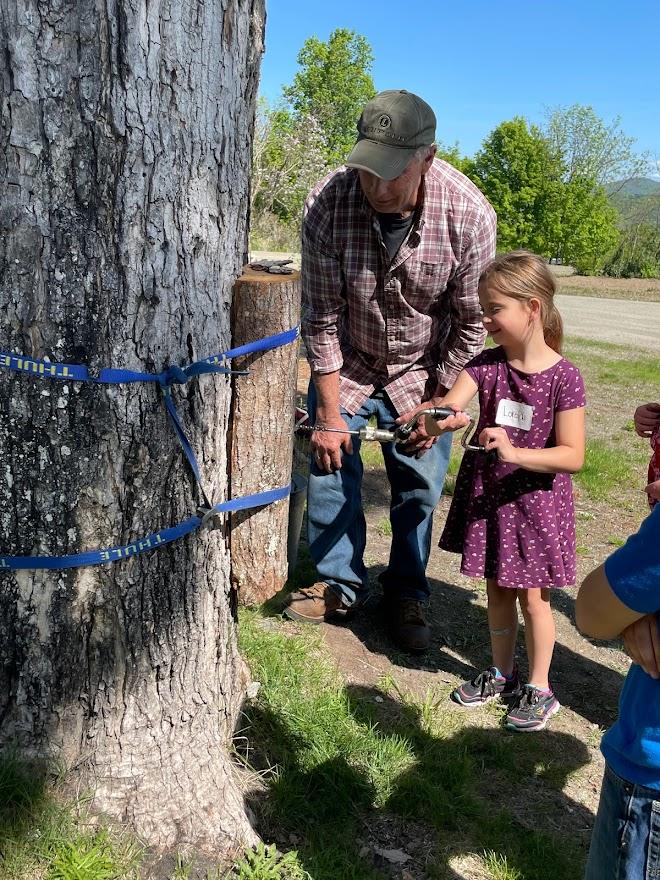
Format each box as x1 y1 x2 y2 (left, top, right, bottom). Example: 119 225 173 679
231 843 311 879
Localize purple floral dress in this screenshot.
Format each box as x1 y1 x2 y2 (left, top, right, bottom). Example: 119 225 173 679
439 347 586 589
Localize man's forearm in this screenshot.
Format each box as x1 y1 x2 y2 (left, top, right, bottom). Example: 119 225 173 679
312 370 342 422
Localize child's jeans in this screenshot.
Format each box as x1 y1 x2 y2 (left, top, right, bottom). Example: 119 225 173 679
585 763 660 879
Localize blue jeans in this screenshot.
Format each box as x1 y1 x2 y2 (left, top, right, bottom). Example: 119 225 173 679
306 383 452 606
585 764 660 880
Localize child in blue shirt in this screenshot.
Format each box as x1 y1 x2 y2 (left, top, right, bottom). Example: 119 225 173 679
576 503 660 879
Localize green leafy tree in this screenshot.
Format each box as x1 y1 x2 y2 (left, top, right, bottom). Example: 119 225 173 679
282 28 376 167
553 178 620 274
469 112 622 273
435 141 472 175
603 221 660 278
543 104 649 188
468 118 563 254
251 99 329 224
540 106 635 271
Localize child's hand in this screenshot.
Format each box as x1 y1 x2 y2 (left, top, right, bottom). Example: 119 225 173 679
647 479 660 504
478 426 518 463
423 408 471 437
622 613 660 679
634 403 660 438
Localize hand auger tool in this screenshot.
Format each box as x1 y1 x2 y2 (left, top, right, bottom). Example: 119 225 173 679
296 405 494 454
295 406 484 452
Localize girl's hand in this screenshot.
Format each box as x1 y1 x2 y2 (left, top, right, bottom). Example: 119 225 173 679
423 407 471 437
634 403 660 437
478 426 518 463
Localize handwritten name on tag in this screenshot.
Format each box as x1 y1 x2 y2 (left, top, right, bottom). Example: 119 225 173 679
496 398 534 431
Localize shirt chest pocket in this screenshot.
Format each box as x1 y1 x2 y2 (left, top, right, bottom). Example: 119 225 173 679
401 261 451 311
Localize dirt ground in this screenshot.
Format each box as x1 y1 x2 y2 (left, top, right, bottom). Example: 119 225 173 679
556 273 660 301
285 353 652 879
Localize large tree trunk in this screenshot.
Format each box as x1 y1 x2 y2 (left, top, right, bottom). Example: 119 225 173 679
0 0 264 857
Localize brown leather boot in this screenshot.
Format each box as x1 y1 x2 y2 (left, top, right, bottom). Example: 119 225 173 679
386 597 431 653
283 582 349 624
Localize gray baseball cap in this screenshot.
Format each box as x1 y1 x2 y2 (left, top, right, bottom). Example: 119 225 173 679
346 90 436 180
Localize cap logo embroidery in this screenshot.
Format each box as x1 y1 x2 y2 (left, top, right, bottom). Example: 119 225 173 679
378 114 391 129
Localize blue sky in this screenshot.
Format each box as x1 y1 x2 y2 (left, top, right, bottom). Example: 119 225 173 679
259 0 660 169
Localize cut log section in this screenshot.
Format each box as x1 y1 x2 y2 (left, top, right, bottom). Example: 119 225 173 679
229 266 301 604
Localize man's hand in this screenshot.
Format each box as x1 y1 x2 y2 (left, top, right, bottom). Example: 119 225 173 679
622 613 660 679
311 415 353 473
478 426 518 463
634 402 660 438
396 400 439 454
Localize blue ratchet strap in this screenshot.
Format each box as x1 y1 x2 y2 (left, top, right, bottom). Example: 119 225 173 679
0 327 299 386
0 328 300 569
0 484 291 571
0 352 233 386
220 326 300 360
0 327 299 505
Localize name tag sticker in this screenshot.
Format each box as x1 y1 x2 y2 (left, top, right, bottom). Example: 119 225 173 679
496 399 534 431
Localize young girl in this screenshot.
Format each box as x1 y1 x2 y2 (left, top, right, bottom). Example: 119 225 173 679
426 250 586 732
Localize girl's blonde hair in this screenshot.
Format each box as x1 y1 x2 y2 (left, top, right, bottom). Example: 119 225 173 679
479 250 564 353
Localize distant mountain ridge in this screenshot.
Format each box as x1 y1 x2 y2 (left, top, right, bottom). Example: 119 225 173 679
606 177 660 198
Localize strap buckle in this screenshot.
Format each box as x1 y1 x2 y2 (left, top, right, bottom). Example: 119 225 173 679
196 504 223 529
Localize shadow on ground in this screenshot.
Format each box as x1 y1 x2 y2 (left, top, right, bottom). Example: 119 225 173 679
330 567 624 731
240 678 593 880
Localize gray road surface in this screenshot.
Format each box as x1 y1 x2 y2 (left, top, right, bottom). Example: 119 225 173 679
250 253 659 351
556 294 659 351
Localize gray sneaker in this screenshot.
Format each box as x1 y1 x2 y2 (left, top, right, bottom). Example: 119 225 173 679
505 684 560 732
451 666 521 708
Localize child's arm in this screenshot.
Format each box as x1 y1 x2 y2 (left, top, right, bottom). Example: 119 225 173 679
576 506 660 641
576 564 646 640
648 479 660 504
479 406 585 474
423 370 478 436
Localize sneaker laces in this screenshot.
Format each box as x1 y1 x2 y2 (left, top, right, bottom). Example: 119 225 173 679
517 685 541 709
472 669 499 698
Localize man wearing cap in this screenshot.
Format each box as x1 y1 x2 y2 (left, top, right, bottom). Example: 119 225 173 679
284 90 497 652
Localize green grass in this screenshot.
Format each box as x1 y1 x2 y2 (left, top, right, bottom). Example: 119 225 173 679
237 610 587 880
574 439 639 502
0 752 142 880
606 535 626 547
560 341 657 503
483 850 523 880
564 340 659 388
443 444 463 495
360 440 384 469
375 516 392 536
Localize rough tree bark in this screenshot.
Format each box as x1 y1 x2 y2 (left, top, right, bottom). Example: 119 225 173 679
230 268 300 605
0 0 264 858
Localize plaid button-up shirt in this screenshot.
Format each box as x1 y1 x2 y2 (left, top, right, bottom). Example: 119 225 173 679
301 160 497 415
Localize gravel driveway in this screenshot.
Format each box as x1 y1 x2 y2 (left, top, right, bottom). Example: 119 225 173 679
556 294 660 351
